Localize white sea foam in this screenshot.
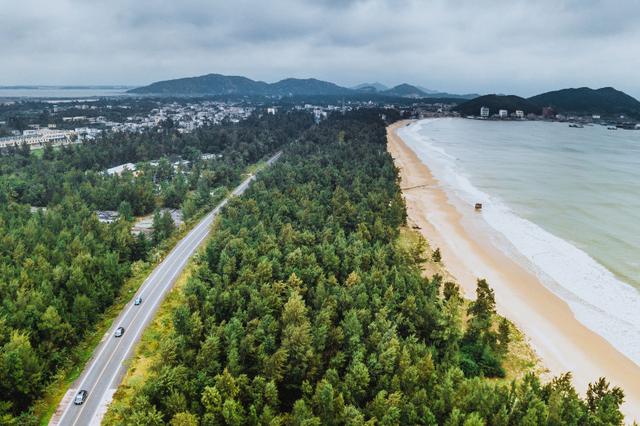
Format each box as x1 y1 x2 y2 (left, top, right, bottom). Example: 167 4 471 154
397 120 640 365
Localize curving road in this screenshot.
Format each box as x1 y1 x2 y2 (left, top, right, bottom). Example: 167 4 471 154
51 152 281 426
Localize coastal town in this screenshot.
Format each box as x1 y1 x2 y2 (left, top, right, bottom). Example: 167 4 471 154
0 99 258 149
0 97 375 151
2 90 639 153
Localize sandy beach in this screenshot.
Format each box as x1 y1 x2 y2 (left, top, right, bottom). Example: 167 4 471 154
388 120 640 420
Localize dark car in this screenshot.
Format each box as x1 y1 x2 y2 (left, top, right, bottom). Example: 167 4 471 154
134 296 142 305
74 390 88 405
115 326 125 337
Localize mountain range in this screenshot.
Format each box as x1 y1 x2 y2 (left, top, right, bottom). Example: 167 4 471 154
128 73 478 99
454 87 640 119
128 74 351 96
129 74 640 118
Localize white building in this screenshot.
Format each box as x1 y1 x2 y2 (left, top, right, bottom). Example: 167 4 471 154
499 109 508 118
515 110 524 119
480 106 490 118
0 129 74 149
106 163 136 176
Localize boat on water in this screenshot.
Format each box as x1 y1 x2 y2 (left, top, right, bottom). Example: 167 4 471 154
607 126 618 130
568 123 584 128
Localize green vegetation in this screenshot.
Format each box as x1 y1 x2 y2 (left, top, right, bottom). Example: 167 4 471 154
431 248 441 263
104 111 625 425
0 111 313 423
529 87 640 119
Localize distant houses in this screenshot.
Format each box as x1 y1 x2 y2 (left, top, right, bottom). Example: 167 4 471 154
480 106 490 118
0 128 76 149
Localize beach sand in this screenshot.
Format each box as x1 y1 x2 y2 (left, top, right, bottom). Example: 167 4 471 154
387 120 640 421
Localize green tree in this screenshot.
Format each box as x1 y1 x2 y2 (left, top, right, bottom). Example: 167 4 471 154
152 209 175 244
170 412 198 426
0 332 43 406
118 200 134 221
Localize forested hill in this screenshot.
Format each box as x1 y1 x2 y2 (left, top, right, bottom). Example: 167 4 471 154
106 110 625 424
128 74 352 96
454 94 542 116
528 87 640 118
455 87 640 118
128 73 478 99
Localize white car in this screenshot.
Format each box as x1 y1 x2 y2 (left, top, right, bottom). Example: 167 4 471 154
74 390 88 405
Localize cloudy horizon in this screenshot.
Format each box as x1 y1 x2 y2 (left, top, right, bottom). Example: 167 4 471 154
2 0 640 98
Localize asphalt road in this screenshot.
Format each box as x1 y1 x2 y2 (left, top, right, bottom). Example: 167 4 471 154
52 152 281 426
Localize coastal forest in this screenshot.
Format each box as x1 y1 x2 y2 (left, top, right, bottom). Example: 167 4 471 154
105 111 626 425
0 111 313 423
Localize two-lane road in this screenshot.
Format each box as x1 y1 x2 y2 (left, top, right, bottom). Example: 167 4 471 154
52 151 281 426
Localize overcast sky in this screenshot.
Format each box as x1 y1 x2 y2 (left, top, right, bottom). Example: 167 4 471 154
2 0 640 97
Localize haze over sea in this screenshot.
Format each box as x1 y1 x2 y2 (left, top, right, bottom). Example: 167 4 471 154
0 86 129 98
399 118 640 365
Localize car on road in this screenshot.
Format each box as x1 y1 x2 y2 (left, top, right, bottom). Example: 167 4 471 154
74 390 88 405
134 296 142 305
115 326 125 337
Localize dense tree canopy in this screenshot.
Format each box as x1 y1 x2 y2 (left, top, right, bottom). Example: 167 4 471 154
107 111 625 425
0 111 313 423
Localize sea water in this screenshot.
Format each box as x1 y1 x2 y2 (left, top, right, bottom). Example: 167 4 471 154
397 118 640 365
0 86 130 99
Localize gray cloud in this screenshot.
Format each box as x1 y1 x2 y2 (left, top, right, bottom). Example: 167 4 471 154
1 0 639 97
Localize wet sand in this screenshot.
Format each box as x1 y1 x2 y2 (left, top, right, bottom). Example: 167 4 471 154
388 120 640 420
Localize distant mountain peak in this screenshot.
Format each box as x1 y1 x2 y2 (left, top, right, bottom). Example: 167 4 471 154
128 73 478 99
382 83 427 98
352 82 389 92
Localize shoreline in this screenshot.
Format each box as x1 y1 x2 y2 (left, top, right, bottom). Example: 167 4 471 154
387 120 640 421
